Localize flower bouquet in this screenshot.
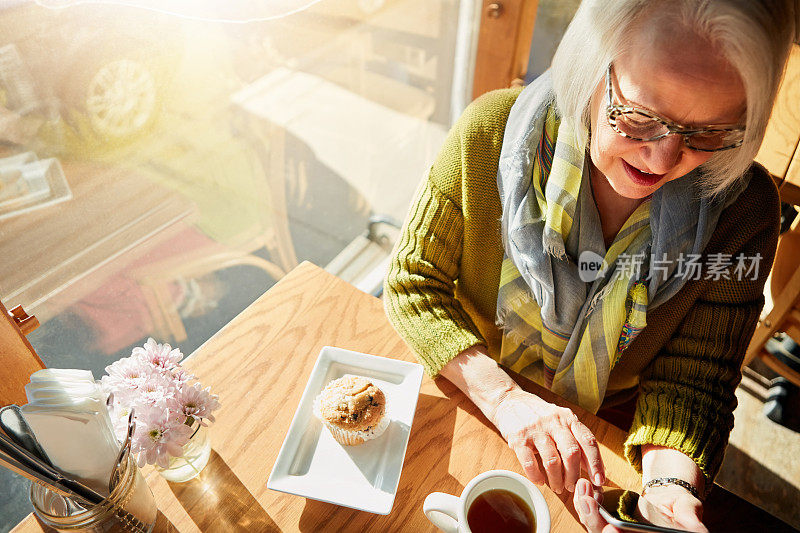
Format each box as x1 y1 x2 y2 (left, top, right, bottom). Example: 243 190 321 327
101 338 220 482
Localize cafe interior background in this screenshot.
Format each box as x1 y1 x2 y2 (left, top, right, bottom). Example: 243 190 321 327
0 0 798 530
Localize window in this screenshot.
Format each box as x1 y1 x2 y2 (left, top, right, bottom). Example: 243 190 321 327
0 0 475 526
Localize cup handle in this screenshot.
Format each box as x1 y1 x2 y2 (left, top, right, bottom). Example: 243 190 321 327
423 492 461 533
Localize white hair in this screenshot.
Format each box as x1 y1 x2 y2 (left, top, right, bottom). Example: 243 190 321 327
551 0 799 197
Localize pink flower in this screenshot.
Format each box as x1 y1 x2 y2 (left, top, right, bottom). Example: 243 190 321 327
170 367 196 385
103 339 219 460
132 404 193 468
173 383 220 426
133 338 183 373
101 357 156 401
131 371 177 409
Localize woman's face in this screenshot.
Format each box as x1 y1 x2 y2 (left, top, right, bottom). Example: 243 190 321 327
588 27 746 200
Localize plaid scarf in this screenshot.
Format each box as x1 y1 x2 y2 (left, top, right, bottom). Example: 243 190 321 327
496 71 748 413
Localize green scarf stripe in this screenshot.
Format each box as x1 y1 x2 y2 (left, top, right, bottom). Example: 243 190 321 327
552 140 585 172
609 211 651 246
604 203 651 257
613 213 651 244
500 341 530 369
605 225 651 266
499 109 653 413
547 190 579 215
500 257 523 284
532 170 548 207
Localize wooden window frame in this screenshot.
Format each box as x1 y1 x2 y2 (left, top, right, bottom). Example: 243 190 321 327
472 0 539 99
1 299 45 406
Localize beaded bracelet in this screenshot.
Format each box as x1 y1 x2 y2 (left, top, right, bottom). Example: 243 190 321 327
642 477 701 500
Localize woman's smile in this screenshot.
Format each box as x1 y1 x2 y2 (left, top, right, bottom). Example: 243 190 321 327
621 159 666 187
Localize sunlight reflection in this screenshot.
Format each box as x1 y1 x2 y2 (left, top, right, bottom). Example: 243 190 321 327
34 0 325 23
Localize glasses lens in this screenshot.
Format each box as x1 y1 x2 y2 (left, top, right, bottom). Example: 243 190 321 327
613 110 668 140
685 130 744 151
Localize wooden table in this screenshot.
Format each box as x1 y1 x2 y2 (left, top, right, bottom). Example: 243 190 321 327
13 262 796 532
0 159 196 323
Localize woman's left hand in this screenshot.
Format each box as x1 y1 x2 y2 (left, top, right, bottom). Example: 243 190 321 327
573 478 709 533
636 484 708 532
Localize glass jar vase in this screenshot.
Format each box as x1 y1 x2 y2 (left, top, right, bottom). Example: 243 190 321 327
155 424 211 483
29 454 157 533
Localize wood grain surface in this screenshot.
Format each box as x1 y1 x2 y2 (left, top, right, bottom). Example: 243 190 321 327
0 159 196 323
12 263 795 532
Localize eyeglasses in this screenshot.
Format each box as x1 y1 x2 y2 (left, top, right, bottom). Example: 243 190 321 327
605 64 745 152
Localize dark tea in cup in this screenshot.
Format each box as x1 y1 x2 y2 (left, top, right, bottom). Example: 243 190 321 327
466 488 536 533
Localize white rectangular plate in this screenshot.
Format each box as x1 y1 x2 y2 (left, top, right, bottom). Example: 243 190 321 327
267 346 424 515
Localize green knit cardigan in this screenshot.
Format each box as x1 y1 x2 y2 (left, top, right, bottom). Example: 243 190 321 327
383 87 780 483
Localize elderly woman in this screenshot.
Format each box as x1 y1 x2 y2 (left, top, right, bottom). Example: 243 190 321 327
384 0 798 531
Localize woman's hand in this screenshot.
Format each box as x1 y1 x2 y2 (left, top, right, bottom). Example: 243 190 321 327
573 479 619 533
636 485 708 532
438 346 604 493
573 479 708 533
490 388 605 494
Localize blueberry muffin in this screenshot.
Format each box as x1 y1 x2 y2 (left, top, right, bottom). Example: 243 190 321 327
313 375 388 445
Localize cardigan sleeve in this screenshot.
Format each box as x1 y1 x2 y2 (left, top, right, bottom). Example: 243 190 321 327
383 106 486 377
624 171 780 486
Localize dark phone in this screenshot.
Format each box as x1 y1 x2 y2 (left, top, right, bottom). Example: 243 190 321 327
597 489 694 533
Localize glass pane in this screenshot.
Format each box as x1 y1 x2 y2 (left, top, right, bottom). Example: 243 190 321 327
0 0 471 527
524 0 580 82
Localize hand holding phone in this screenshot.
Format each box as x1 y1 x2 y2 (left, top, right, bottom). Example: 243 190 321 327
575 478 707 533
595 488 696 533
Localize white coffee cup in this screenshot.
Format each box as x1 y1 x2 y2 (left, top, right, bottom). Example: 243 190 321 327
423 470 550 533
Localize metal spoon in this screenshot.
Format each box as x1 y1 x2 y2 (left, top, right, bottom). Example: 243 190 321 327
109 409 135 492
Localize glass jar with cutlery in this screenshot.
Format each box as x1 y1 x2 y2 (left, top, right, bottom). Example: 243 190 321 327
29 452 157 533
